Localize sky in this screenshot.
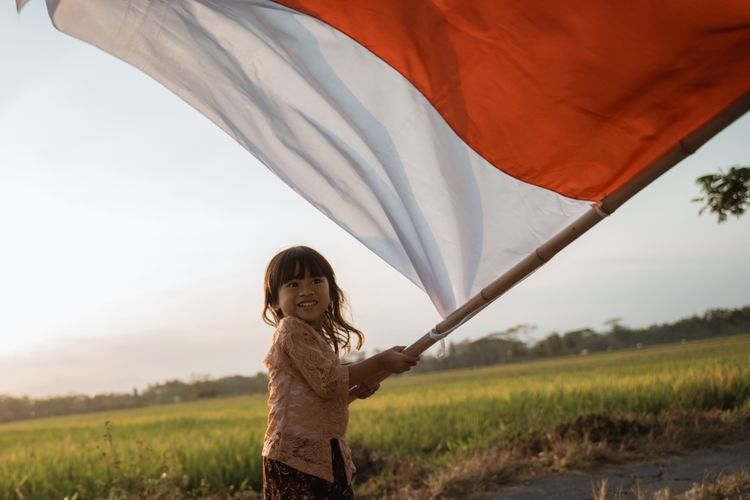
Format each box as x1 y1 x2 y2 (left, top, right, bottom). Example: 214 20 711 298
1 2 748 398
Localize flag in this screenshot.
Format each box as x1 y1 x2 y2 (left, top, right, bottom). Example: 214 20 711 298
44 0 750 318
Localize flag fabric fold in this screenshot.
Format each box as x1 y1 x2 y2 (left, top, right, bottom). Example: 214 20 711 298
44 0 750 318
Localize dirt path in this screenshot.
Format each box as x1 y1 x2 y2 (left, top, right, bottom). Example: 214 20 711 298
469 440 750 499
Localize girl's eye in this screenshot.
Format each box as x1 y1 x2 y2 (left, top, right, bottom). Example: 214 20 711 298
284 282 297 288
312 277 325 284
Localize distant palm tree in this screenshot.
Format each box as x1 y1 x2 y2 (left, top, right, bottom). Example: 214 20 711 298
693 165 750 223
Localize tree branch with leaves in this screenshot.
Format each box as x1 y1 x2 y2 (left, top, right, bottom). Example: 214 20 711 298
693 165 750 223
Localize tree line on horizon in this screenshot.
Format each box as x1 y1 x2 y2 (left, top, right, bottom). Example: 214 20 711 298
410 305 750 373
1 305 749 423
0 373 268 424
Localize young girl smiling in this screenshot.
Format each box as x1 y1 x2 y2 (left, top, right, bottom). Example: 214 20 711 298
261 246 418 499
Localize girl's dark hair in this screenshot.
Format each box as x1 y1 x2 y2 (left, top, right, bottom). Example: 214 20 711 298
263 246 364 354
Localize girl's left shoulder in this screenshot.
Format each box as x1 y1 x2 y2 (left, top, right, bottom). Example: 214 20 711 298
265 318 309 368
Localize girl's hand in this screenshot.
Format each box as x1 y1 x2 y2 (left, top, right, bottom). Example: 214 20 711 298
378 346 419 374
354 382 380 399
347 347 419 388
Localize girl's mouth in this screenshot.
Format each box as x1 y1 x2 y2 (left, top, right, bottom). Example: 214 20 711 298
297 300 317 308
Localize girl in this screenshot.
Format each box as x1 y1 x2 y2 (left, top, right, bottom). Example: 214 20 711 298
261 246 419 499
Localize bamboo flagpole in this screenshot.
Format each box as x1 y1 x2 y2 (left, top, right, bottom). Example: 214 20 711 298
365 91 750 382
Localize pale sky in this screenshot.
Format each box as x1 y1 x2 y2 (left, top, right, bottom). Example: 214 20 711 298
1 2 748 397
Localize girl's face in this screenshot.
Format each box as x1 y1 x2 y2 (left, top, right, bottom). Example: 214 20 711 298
274 269 331 331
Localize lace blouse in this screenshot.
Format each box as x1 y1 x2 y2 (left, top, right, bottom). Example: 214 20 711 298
262 316 356 483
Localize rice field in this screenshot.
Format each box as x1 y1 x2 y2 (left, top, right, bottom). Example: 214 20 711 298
2 334 750 499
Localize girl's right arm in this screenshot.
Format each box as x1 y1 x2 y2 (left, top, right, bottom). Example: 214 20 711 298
347 346 418 388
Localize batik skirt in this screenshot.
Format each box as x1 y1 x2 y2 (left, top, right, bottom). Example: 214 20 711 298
262 438 355 499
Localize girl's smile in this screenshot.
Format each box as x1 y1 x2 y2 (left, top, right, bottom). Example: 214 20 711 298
275 270 331 330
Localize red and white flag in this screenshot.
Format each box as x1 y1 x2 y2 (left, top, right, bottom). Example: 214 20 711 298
43 0 750 317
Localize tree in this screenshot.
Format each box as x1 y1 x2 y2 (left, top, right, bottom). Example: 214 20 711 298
693 165 750 223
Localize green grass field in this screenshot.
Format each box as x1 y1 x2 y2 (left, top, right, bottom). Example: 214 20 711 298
2 335 750 499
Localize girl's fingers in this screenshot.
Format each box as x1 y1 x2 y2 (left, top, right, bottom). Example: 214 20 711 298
358 382 379 398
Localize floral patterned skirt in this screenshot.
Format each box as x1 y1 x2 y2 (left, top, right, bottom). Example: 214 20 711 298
263 438 355 499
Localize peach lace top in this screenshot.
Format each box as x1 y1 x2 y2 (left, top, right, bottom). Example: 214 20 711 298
262 316 356 483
